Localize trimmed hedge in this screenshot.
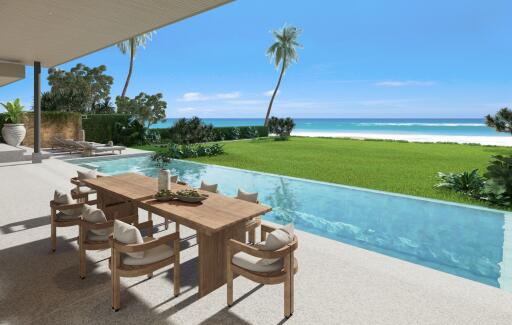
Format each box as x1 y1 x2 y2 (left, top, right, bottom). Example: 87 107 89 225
82 114 131 143
153 125 268 143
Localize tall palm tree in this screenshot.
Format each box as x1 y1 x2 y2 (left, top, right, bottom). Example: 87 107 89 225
116 32 154 98
264 25 303 126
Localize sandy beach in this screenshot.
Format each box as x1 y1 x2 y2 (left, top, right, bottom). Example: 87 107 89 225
292 131 512 146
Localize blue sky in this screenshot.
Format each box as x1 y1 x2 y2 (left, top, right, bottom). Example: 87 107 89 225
1 0 512 118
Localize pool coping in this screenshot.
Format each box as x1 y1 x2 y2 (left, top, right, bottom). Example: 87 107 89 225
66 153 511 215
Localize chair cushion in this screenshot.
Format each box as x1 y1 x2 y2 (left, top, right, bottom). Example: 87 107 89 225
200 181 218 193
123 244 173 266
87 230 110 242
77 169 97 186
77 186 96 194
232 252 283 273
113 220 144 258
56 211 81 221
262 224 294 251
236 189 258 203
82 205 108 236
54 189 81 216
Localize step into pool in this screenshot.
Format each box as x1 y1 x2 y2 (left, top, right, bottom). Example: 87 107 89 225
68 155 512 291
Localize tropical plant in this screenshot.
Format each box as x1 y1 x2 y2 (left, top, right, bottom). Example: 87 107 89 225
46 64 113 112
268 116 296 139
1 98 25 123
115 92 166 127
167 143 224 159
169 117 215 144
91 97 116 114
435 169 485 197
264 25 303 126
116 31 154 98
486 108 512 135
483 155 512 206
151 151 173 169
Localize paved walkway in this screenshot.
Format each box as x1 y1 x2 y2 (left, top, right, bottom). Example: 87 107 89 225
1 158 512 324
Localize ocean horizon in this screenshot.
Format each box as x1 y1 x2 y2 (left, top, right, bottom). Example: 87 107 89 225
151 118 508 137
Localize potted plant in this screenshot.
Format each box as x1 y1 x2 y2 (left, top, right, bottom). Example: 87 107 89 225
1 98 26 147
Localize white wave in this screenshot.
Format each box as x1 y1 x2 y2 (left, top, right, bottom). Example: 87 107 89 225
356 123 485 127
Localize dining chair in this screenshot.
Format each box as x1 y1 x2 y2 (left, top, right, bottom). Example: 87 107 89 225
227 223 298 318
50 189 87 252
71 170 101 203
235 189 261 243
200 181 218 193
109 219 181 311
78 205 138 279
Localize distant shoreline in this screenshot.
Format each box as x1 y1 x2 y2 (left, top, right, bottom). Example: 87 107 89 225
292 131 512 146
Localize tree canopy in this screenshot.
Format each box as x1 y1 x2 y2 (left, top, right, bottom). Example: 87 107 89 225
44 63 113 113
115 92 166 127
486 108 512 134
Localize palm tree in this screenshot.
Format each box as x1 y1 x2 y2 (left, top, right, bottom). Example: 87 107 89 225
116 32 154 98
264 25 303 126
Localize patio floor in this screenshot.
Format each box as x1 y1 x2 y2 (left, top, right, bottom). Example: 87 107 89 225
1 158 512 324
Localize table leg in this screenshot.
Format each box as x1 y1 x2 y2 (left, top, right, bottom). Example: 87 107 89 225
197 223 245 297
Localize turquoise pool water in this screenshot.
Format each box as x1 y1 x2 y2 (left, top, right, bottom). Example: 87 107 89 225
69 155 512 291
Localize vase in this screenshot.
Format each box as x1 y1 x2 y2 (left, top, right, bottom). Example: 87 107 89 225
158 169 171 191
1 124 26 147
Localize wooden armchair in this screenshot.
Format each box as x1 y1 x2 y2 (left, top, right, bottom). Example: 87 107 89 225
109 220 181 311
235 189 261 244
50 199 86 252
71 175 101 203
227 224 298 318
79 212 137 279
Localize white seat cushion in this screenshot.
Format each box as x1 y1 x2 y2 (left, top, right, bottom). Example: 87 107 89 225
236 189 258 203
77 186 96 194
82 205 108 236
232 252 283 273
77 169 97 186
56 211 81 221
114 220 144 258
262 224 294 251
54 189 81 216
200 181 218 193
87 230 110 242
123 244 173 266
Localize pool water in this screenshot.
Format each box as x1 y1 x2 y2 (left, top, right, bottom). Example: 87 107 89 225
69 155 512 291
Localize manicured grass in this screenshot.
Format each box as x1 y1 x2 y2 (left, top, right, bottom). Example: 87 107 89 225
135 137 511 208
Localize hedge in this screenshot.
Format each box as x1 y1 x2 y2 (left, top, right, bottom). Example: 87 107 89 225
82 114 131 143
154 125 268 143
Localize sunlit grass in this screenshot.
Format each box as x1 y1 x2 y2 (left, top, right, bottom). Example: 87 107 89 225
135 137 511 209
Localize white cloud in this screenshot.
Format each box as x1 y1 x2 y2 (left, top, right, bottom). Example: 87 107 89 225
263 90 280 97
179 91 240 102
375 80 436 87
177 107 197 112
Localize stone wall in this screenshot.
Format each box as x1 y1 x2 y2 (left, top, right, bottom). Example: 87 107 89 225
21 112 82 148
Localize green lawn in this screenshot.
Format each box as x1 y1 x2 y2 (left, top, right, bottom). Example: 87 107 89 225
135 137 511 208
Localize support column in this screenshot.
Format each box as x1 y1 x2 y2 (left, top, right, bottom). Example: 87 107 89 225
32 61 42 163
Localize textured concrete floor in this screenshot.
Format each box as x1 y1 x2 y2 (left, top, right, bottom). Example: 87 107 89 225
1 158 512 325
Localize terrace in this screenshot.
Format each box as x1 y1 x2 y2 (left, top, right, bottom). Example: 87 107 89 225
1 1 512 324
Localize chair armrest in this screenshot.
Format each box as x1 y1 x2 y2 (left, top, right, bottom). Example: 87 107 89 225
116 214 137 224
112 232 180 253
228 238 291 259
261 223 277 234
50 200 84 211
135 220 154 237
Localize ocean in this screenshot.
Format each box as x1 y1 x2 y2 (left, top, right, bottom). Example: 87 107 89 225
151 118 507 137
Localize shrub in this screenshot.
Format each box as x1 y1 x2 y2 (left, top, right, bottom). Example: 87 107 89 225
168 117 215 144
211 126 268 141
268 116 295 139
166 143 224 159
151 151 173 169
482 155 512 206
82 114 132 143
435 169 484 198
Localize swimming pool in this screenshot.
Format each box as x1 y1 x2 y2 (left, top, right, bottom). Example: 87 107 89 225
68 155 512 291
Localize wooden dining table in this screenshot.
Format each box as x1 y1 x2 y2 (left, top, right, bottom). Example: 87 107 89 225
83 172 272 297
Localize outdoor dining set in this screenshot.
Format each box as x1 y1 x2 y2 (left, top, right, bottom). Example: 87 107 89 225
49 170 298 318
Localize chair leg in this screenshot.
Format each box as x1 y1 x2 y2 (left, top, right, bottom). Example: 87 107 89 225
284 254 292 318
79 223 86 279
148 211 152 222
173 238 180 297
50 209 56 252
165 218 169 230
226 246 233 306
248 228 256 244
111 250 121 311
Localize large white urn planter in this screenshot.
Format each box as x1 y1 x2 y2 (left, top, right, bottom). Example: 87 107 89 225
1 123 26 147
